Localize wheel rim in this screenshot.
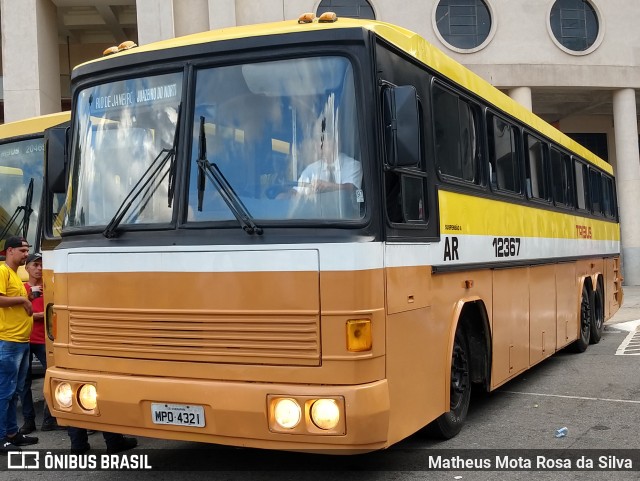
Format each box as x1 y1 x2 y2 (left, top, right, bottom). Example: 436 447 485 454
450 339 469 411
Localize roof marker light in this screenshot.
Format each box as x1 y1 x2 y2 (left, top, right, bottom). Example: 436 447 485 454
118 40 138 51
103 40 138 56
318 12 338 23
103 46 119 56
298 12 315 24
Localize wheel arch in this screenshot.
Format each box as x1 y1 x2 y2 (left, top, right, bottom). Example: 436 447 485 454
446 297 492 400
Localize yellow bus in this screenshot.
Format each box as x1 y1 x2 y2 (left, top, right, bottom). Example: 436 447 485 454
0 112 70 278
43 14 621 452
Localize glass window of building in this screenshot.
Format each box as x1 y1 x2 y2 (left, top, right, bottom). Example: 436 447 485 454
567 132 608 161
316 0 375 19
435 0 492 50
550 0 599 52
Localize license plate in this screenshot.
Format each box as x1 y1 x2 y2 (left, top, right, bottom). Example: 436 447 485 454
151 403 205 427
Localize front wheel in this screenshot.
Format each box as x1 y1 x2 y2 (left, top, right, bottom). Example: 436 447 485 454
430 327 471 439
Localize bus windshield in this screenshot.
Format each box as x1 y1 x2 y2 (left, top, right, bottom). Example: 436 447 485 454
0 139 45 246
188 56 364 223
66 72 183 228
65 56 364 230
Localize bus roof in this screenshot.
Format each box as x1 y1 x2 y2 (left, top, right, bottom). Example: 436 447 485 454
0 111 71 140
75 17 611 174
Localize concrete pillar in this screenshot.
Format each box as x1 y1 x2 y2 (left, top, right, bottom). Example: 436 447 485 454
136 0 176 45
137 0 221 44
508 86 532 111
174 0 210 37
612 88 640 286
1 0 60 121
209 0 237 29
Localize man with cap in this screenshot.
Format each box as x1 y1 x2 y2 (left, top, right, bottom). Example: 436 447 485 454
0 236 39 453
19 252 61 434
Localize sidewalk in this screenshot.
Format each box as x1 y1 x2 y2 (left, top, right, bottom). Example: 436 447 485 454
608 285 640 324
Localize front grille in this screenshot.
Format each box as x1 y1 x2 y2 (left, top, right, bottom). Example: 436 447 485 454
68 308 320 366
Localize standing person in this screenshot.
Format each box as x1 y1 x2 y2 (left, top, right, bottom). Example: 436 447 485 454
19 253 61 434
0 236 39 453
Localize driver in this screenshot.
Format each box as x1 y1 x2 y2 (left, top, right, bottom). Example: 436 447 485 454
295 135 362 194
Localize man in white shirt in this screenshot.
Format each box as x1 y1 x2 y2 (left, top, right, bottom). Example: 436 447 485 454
295 137 362 195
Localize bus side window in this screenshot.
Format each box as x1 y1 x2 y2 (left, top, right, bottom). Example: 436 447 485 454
432 83 481 185
550 148 574 208
488 114 521 194
589 168 603 215
574 159 589 211
525 133 550 201
602 175 616 218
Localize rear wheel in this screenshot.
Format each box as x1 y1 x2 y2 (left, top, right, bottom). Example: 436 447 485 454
589 280 604 344
430 327 471 439
570 283 592 353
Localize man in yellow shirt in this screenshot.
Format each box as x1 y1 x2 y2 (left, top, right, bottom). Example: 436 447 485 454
0 236 39 453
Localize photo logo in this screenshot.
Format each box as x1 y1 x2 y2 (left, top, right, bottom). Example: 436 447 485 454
7 451 39 469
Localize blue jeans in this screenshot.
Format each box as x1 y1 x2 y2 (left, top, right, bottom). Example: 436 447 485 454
20 343 54 424
0 340 30 439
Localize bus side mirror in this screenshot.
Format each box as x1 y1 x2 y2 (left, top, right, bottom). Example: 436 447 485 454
45 123 70 194
383 85 421 168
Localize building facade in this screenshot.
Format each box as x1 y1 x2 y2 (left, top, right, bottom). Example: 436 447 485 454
1 0 638 284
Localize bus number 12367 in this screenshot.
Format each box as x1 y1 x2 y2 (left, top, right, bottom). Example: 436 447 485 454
492 237 521 258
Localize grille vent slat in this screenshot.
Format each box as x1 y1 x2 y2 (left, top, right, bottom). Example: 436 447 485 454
68 311 320 366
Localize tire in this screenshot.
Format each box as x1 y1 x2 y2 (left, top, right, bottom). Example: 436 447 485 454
589 279 605 344
570 283 592 353
430 327 471 439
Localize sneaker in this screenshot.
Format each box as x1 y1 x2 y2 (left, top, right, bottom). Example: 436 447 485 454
70 443 91 455
7 432 39 446
41 419 61 431
106 436 137 454
19 419 36 435
0 439 21 454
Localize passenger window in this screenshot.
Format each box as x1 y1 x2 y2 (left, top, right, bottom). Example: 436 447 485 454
488 114 520 194
590 169 603 215
525 134 550 201
574 160 589 211
433 84 481 184
550 148 574 207
602 176 616 218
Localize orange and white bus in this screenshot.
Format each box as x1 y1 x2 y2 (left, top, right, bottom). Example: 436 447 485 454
0 112 70 276
43 14 621 452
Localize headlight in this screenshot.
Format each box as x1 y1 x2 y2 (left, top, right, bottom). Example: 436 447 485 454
310 399 340 430
273 398 301 429
55 382 73 408
78 384 97 411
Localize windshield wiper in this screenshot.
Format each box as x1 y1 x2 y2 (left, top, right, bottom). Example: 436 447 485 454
197 116 262 235
103 104 182 239
0 178 34 240
103 147 176 238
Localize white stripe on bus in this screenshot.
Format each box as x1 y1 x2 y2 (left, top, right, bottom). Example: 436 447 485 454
43 237 619 274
